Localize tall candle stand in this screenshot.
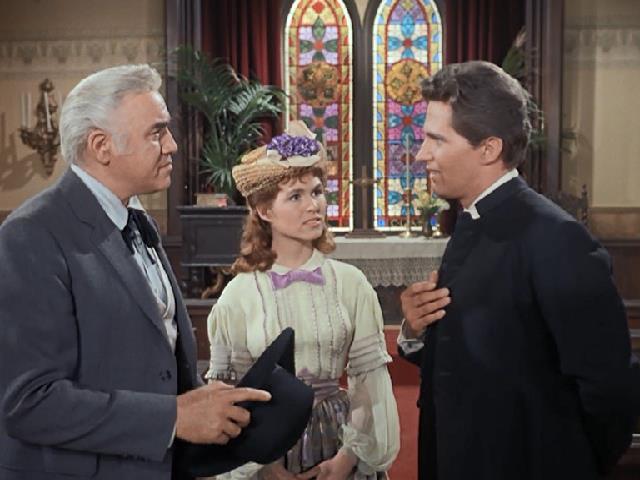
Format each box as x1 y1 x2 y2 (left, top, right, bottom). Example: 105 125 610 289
347 165 386 238
398 135 417 238
20 79 60 176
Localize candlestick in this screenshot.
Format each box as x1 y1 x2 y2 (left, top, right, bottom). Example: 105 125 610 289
20 93 26 128
27 93 32 129
19 79 60 176
346 165 385 238
44 92 52 131
399 135 417 238
404 135 410 191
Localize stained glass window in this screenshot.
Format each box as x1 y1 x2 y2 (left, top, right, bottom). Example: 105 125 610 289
373 0 442 230
285 0 354 231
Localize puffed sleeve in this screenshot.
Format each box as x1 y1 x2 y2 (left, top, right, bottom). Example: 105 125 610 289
205 285 253 383
340 269 400 475
205 281 264 480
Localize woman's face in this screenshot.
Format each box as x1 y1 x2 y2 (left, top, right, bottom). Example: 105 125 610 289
258 173 327 244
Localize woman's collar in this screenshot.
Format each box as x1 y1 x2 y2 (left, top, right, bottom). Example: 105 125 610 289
270 249 325 274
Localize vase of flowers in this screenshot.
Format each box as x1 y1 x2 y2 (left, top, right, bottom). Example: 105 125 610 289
416 191 449 237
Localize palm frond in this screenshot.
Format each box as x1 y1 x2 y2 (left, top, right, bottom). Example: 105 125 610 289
174 47 284 194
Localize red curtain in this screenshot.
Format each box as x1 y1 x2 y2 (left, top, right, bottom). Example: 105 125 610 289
201 0 283 137
202 0 282 85
444 0 525 64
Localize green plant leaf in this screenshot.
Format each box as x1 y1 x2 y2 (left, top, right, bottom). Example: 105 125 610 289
174 46 285 194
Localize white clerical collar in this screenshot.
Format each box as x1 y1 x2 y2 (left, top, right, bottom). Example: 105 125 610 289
465 169 519 220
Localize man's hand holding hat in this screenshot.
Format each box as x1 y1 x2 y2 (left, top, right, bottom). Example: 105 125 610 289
176 328 314 477
176 381 271 444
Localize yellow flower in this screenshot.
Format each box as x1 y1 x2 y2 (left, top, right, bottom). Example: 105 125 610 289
416 191 449 220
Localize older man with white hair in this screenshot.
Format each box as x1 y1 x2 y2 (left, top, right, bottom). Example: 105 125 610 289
0 64 270 480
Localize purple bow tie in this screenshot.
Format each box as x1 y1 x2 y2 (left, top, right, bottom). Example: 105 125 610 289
268 267 325 290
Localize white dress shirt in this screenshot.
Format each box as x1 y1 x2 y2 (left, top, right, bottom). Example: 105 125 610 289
70 165 177 352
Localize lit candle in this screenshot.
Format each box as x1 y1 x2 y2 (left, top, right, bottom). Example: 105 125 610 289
27 93 32 129
44 92 52 131
20 93 26 128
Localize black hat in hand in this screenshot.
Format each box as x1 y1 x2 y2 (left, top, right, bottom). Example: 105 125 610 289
176 327 313 477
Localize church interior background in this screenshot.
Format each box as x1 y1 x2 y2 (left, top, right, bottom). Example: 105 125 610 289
1 0 639 477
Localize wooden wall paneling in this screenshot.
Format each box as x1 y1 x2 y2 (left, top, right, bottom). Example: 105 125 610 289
164 0 203 276
187 298 215 360
602 239 640 302
525 0 564 195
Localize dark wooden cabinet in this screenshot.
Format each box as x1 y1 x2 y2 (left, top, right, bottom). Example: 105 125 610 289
177 205 248 297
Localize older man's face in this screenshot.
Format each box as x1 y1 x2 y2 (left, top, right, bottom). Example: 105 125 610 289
108 91 177 199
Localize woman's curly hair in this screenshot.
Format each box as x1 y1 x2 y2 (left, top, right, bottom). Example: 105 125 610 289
231 165 335 274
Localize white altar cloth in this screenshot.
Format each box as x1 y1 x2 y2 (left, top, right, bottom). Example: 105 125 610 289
331 236 449 287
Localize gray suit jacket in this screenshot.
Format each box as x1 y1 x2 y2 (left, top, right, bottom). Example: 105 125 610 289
0 169 199 479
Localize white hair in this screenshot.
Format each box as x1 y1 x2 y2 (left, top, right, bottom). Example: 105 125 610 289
59 64 162 165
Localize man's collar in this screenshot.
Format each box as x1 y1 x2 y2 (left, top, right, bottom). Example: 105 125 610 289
70 164 143 230
464 170 519 219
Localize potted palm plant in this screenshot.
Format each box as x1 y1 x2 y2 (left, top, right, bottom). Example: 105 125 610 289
176 46 285 203
175 48 284 297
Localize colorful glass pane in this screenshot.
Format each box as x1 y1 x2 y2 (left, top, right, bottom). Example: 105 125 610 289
285 0 353 230
373 0 442 229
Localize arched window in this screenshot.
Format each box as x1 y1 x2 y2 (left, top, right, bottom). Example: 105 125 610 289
283 0 443 233
284 0 355 231
372 0 442 230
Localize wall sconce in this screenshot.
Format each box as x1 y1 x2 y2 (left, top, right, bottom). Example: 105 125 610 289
19 79 61 176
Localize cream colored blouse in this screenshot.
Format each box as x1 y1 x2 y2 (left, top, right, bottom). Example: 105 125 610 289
206 250 400 479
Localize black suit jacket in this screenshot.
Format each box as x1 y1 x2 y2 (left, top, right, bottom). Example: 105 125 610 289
0 169 199 480
400 177 640 480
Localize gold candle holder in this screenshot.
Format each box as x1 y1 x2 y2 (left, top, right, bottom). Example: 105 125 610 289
20 79 60 176
398 135 417 238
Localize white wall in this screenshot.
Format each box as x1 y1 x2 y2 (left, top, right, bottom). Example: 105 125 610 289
562 0 640 207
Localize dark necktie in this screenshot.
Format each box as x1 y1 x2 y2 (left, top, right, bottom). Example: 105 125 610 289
121 208 159 256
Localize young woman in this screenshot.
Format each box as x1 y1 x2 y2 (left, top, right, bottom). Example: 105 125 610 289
206 122 399 480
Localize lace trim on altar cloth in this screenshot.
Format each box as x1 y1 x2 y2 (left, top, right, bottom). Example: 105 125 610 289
338 257 443 287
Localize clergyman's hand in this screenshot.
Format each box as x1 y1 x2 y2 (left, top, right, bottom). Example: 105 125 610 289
176 381 271 444
400 270 450 337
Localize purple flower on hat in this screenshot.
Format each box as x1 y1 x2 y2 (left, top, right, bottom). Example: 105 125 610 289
268 134 319 160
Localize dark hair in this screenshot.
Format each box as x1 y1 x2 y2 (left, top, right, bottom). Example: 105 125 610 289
421 61 532 168
231 165 335 274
